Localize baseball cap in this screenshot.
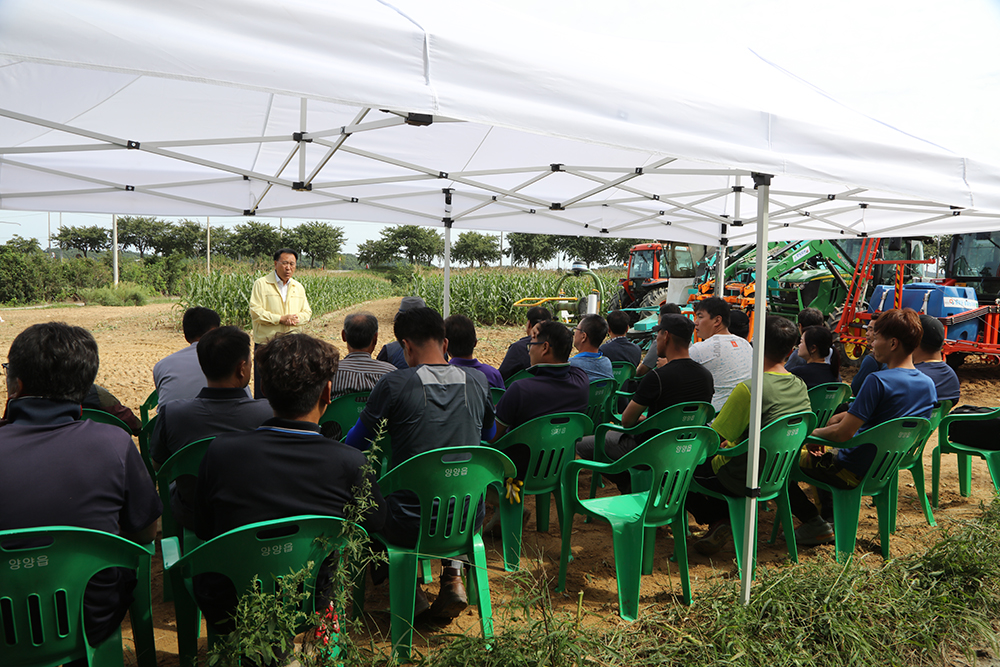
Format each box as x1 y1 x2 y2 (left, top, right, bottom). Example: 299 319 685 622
650 313 695 342
918 314 945 351
397 296 426 314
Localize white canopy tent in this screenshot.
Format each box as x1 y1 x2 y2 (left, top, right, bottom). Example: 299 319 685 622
4 0 1000 604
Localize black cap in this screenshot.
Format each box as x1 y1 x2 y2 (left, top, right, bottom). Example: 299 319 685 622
918 314 945 351
650 313 695 343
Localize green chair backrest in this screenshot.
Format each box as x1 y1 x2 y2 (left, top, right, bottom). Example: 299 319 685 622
585 379 617 428
490 386 505 407
81 407 132 435
319 391 370 437
156 437 215 541
898 400 952 469
0 526 154 667
163 515 355 616
618 427 719 528
377 447 515 556
138 415 157 478
610 361 636 390
850 417 932 495
635 401 716 434
741 411 816 501
807 383 852 428
140 389 158 427
504 367 534 389
491 413 593 494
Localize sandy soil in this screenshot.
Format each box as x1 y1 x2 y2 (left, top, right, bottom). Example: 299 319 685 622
2 299 999 665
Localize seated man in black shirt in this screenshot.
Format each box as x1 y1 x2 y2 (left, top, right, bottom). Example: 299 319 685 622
150 326 273 529
0 322 161 656
577 314 714 492
194 333 386 633
599 309 642 366
498 306 552 381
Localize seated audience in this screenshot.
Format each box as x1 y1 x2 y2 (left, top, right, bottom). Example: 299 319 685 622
0 322 161 651
150 326 272 529
498 306 552 381
346 307 494 620
913 314 960 404
376 297 426 370
784 307 826 371
789 325 842 388
494 320 590 477
599 310 642 367
569 314 614 382
686 316 810 555
790 308 937 545
195 333 385 634
445 314 504 389
154 307 226 407
636 302 682 377
728 310 751 341
577 314 713 493
689 297 753 411
83 383 142 434
332 312 397 398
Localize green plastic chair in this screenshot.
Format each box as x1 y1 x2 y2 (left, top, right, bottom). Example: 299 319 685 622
584 379 617 434
504 367 534 389
139 389 158 427
82 407 153 478
610 361 636 391
889 400 952 530
137 416 157 479
354 446 514 662
490 386 505 407
319 391 371 439
162 515 355 665
931 406 1000 508
588 401 716 500
0 526 156 667
556 426 720 621
787 417 931 562
155 437 214 663
690 411 816 579
807 382 852 428
488 413 593 571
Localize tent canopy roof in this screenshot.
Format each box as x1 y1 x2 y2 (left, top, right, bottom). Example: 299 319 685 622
2 0 1000 244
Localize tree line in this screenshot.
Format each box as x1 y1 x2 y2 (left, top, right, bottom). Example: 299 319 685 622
53 217 346 268
357 226 639 269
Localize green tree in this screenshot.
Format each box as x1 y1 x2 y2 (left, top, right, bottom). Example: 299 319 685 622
231 220 282 260
159 219 205 258
116 215 160 257
357 237 397 267
54 225 110 258
294 221 345 268
558 236 613 268
608 238 637 265
506 232 557 269
205 225 233 258
451 231 500 267
5 235 42 254
388 225 443 265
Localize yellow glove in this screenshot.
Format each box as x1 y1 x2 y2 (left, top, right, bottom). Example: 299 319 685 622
505 477 524 504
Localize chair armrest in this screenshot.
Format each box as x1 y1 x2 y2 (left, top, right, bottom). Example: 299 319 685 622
593 422 629 462
803 434 837 449
161 536 182 570
939 408 1000 447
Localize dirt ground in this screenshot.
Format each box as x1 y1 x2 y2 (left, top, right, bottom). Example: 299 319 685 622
2 299 1000 665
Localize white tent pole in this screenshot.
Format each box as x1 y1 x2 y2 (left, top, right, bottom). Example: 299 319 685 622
740 172 772 604
443 188 454 317
206 217 211 274
112 214 119 286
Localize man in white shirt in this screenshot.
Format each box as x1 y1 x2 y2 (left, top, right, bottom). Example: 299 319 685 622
689 297 753 412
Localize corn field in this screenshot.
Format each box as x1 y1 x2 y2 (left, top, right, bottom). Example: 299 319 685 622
411 268 617 326
180 271 396 327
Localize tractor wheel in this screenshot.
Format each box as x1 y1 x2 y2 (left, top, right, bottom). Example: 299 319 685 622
828 306 863 368
638 287 672 321
946 353 967 369
609 287 643 324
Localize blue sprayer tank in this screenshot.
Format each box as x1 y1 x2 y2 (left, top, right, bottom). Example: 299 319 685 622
868 283 980 341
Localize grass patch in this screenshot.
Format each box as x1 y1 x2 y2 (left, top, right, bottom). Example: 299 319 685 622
77 283 153 306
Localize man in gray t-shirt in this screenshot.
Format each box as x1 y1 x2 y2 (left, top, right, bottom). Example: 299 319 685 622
345 307 495 621
689 297 753 411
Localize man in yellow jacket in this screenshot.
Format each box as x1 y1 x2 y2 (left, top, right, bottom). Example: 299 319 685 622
249 247 312 397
